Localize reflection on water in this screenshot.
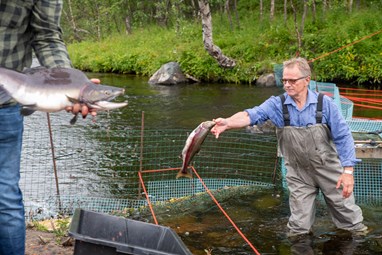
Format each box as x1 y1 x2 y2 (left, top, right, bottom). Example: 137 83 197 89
89 72 284 129
20 73 382 253
20 75 282 217
147 186 382 255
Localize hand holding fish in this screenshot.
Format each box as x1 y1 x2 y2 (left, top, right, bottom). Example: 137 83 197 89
65 78 100 118
210 118 228 139
0 67 128 124
211 111 251 138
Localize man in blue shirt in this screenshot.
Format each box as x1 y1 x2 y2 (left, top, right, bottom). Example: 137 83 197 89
211 57 367 238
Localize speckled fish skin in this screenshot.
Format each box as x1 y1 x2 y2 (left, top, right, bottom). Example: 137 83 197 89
0 67 127 116
177 120 216 179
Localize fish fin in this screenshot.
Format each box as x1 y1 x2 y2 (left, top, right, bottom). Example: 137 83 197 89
20 106 37 116
66 95 80 104
176 168 193 179
70 114 78 125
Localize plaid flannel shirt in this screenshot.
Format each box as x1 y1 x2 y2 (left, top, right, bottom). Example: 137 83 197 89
0 0 72 104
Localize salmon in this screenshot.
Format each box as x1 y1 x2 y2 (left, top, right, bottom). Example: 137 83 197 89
0 67 127 124
177 120 216 179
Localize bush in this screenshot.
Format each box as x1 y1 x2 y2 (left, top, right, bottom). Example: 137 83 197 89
67 7 382 86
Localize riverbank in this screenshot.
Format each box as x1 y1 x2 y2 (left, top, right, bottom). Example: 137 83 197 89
67 8 382 88
26 228 73 255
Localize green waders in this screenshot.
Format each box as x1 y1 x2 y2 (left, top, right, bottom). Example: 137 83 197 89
277 124 365 235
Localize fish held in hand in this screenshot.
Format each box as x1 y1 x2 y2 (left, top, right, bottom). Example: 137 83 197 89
177 120 216 179
0 67 128 123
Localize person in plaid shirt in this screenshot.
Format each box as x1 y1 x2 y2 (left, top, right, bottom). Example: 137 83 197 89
0 1 94 254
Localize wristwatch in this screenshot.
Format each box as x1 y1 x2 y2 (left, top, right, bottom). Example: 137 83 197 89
343 169 354 175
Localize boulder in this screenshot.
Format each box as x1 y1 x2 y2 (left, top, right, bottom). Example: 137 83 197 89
246 120 276 134
255 73 277 87
149 62 198 85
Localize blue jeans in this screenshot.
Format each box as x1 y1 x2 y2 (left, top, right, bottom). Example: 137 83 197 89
0 104 25 255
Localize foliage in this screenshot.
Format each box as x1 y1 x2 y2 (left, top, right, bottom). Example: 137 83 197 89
65 1 382 86
30 218 71 243
52 218 71 239
31 221 49 232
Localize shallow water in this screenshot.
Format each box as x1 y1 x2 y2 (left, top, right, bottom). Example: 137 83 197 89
87 72 284 129
21 73 382 254
147 186 382 255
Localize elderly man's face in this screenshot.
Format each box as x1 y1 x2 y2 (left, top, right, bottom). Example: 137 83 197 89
282 65 310 99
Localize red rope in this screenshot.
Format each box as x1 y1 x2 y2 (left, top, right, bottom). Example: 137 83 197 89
352 103 382 110
352 116 382 120
339 87 382 92
308 28 382 63
190 166 262 255
139 166 262 254
340 92 382 97
138 171 159 225
345 96 382 104
141 167 180 173
337 88 382 112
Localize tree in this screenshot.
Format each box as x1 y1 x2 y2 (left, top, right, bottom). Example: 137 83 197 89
225 0 240 30
311 0 317 23
198 0 236 68
348 0 353 12
290 0 308 53
62 0 90 41
270 0 275 21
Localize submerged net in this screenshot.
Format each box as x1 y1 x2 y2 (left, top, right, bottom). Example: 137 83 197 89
21 112 280 220
20 79 382 220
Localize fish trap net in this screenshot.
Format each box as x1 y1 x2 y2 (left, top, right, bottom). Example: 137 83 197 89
21 111 280 220
20 111 382 221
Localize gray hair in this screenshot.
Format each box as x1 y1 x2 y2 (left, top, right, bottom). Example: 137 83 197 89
283 57 311 77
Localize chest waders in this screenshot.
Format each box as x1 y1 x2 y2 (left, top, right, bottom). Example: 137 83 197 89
277 94 365 235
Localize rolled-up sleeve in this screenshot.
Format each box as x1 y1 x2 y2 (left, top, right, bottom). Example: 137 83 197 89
325 98 360 166
245 96 284 128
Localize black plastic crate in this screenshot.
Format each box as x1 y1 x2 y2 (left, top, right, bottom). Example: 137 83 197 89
69 209 192 255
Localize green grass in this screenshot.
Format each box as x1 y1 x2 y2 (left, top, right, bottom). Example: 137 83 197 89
67 8 382 86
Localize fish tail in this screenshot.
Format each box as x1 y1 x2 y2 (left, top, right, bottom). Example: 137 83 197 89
176 168 193 179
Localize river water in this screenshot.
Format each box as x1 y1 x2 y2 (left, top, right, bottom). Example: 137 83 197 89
22 73 382 254
85 73 382 254
89 72 284 129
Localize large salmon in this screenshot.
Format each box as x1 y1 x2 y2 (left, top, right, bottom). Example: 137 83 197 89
177 120 216 179
0 67 127 124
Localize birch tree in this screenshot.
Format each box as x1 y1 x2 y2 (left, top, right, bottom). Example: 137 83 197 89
270 0 275 21
198 0 236 68
348 0 353 12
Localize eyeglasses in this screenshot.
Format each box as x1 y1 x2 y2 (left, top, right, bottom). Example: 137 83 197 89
281 76 308 85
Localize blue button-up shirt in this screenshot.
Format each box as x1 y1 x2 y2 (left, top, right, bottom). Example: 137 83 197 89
245 90 358 167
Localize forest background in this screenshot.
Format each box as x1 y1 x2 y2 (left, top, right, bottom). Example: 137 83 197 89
61 0 382 88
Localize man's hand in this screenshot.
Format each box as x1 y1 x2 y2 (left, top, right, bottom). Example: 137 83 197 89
65 78 100 118
211 111 251 139
211 118 228 139
336 169 354 198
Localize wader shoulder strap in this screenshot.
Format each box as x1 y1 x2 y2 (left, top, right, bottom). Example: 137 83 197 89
279 93 325 126
279 94 290 126
316 93 324 124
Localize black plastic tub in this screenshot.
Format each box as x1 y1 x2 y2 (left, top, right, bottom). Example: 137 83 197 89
69 209 192 255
